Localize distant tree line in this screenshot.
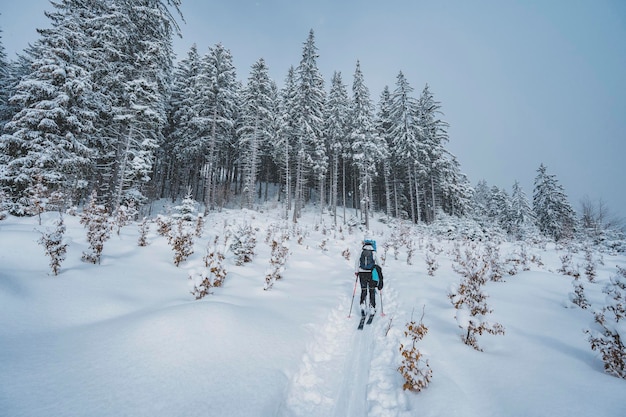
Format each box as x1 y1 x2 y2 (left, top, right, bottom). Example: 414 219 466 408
0 0 622 245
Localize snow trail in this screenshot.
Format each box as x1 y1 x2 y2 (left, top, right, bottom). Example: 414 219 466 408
280 287 407 417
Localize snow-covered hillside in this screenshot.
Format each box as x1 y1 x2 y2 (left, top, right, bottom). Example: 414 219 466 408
1 206 625 417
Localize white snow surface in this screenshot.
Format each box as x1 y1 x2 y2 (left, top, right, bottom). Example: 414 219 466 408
1 207 625 417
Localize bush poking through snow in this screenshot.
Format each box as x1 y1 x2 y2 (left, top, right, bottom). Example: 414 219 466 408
80 191 111 264
449 243 505 351
425 247 438 277
38 216 68 275
585 266 626 379
114 202 137 235
264 233 290 290
398 308 432 392
137 217 150 247
205 235 228 288
558 251 580 278
569 276 590 309
584 245 597 283
155 214 172 237
191 235 229 299
169 218 195 266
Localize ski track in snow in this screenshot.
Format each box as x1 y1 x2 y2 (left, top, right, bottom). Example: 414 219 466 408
280 287 409 417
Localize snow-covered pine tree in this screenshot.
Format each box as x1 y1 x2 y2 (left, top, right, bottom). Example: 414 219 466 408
375 86 395 219
585 266 626 379
323 71 350 225
230 223 257 266
38 216 68 275
510 180 535 239
277 66 298 220
0 29 12 131
194 43 240 212
160 44 202 201
488 186 512 233
239 58 276 209
349 61 384 230
0 0 97 212
292 30 326 222
416 84 450 223
80 191 110 264
533 163 577 242
388 72 423 224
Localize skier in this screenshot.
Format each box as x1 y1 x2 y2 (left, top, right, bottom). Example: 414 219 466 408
356 238 379 316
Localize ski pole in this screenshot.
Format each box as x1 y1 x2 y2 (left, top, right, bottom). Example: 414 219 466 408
379 289 385 317
348 272 359 318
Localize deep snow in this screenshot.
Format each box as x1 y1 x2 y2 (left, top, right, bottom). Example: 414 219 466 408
1 205 625 417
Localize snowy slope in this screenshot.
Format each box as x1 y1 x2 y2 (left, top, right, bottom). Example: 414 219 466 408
1 207 625 417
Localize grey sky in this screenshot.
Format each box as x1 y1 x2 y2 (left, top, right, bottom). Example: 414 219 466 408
1 0 625 219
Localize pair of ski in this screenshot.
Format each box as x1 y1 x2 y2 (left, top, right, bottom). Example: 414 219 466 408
357 311 375 330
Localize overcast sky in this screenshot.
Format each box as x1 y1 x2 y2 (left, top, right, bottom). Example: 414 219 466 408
1 0 625 220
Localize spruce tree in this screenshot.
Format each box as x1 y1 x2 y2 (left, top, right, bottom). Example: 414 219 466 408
349 61 385 230
239 58 276 209
292 30 325 222
323 71 350 224
194 43 239 212
388 72 423 223
0 0 97 211
533 163 576 241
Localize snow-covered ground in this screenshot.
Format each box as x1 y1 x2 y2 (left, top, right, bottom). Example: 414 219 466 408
1 205 625 417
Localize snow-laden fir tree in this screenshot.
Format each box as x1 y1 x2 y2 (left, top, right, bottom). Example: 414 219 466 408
292 30 326 222
533 163 576 242
388 72 423 224
276 66 298 220
0 0 96 212
510 180 536 239
350 61 385 230
230 223 257 266
164 44 203 201
239 58 277 209
323 71 351 225
375 86 395 219
195 43 240 212
0 28 12 130
416 83 450 222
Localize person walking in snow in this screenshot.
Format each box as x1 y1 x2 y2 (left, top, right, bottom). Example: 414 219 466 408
356 238 379 316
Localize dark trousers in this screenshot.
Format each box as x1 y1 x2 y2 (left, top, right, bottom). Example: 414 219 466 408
359 271 376 308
